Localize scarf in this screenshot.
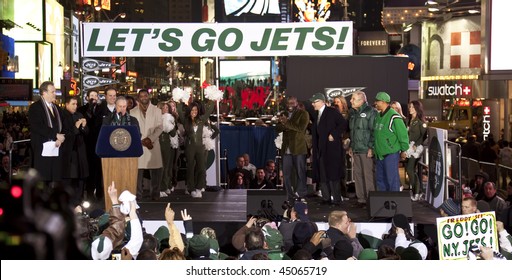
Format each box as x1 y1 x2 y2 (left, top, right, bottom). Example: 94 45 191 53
41 98 62 132
112 113 132 126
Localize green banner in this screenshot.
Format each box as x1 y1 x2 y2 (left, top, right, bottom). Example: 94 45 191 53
82 22 353 57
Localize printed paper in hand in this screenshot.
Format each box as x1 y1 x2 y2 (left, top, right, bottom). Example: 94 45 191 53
42 141 59 157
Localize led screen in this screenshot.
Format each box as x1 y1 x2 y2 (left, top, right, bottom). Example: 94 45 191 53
219 60 271 86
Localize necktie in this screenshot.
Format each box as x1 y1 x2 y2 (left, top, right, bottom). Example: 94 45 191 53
317 110 322 124
49 105 55 117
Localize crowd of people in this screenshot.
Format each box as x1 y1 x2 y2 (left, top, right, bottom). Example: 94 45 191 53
2 81 512 260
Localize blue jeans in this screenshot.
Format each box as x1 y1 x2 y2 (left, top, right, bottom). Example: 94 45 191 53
282 154 307 200
376 152 401 192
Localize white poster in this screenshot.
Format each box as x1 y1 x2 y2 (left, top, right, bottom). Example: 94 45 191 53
72 15 80 63
436 211 498 260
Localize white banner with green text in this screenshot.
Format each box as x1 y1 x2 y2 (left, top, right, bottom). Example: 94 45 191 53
81 22 353 57
436 211 499 260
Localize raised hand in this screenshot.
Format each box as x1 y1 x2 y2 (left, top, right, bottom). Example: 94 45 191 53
165 203 176 223
181 209 192 221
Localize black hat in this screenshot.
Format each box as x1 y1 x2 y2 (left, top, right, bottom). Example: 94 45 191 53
397 246 422 260
392 214 411 232
475 171 489 181
333 236 354 260
187 235 210 259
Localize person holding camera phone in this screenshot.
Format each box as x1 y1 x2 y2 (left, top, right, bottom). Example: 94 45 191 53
78 89 104 202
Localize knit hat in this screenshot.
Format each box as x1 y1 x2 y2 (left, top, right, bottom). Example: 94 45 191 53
153 226 169 247
200 227 217 240
309 92 326 102
187 235 210 259
358 248 378 260
463 187 473 198
375 92 391 103
208 238 221 260
293 202 309 221
392 214 411 232
91 235 113 260
96 213 110 233
262 224 284 250
292 222 317 246
397 246 422 260
333 237 354 260
439 198 461 216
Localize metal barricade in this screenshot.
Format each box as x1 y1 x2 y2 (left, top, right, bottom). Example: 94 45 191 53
9 139 31 184
497 163 512 189
219 149 228 189
480 161 498 186
445 140 462 202
275 149 283 189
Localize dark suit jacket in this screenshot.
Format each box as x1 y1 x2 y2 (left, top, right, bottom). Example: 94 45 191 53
311 106 347 182
276 108 310 155
28 99 64 181
102 112 140 131
78 102 103 149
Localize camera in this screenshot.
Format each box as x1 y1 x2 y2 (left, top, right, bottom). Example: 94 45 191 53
467 244 482 260
321 232 328 239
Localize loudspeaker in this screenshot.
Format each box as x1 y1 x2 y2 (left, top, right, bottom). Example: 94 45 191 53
246 189 287 217
367 191 412 219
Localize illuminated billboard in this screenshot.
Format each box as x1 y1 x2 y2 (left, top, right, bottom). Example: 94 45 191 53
4 0 44 41
45 0 64 89
292 0 342 22
490 0 512 71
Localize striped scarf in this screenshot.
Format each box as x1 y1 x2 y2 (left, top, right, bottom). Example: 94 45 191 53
41 98 62 132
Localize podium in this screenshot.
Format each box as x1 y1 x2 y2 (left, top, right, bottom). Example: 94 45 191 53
96 125 143 210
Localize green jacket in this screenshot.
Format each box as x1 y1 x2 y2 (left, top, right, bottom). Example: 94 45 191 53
374 107 409 160
349 103 377 154
408 117 427 147
276 108 310 155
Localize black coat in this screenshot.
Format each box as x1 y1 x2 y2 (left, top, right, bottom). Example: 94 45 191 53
61 110 89 179
77 102 104 155
311 106 347 182
28 99 63 181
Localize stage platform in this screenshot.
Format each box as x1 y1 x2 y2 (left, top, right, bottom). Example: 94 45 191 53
134 188 440 225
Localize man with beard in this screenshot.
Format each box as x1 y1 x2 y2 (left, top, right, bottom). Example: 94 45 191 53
130 89 163 201
277 96 310 202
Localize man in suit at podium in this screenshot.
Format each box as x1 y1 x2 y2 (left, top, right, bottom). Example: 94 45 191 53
103 96 140 129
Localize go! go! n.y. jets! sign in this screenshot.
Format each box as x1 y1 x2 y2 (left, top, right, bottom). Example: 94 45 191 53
81 22 353 57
